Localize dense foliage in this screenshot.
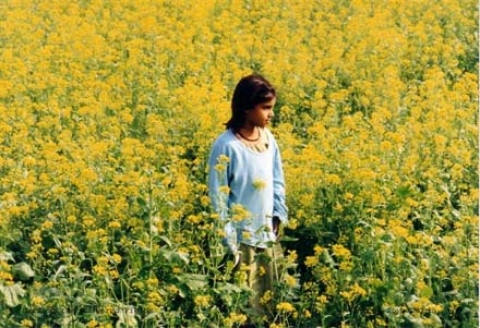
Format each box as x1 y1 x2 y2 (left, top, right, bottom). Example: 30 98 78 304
0 0 477 327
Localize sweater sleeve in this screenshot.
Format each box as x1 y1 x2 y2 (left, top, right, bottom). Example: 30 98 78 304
208 142 229 220
207 139 238 253
272 140 288 224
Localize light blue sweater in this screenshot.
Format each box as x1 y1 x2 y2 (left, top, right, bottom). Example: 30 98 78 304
208 128 288 253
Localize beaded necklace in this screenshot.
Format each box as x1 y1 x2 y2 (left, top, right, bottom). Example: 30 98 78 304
236 127 269 153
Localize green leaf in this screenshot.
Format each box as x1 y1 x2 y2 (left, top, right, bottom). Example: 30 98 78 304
216 282 242 294
214 282 244 307
175 251 190 265
321 249 337 268
0 283 26 307
177 284 188 298
419 285 433 299
137 196 147 208
179 273 208 291
395 185 411 199
159 236 172 247
429 313 442 326
278 235 299 242
0 252 14 262
12 262 35 281
53 264 67 280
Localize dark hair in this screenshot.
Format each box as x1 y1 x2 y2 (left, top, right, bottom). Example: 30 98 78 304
226 74 276 130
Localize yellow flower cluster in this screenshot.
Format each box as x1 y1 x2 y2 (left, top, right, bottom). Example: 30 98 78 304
223 312 247 327
194 295 211 307
0 0 476 327
276 301 296 313
230 203 252 222
252 178 267 190
340 282 368 303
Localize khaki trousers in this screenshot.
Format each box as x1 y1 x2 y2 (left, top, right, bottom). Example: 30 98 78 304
236 243 283 317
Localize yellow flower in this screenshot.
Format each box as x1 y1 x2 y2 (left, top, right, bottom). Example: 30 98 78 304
313 245 323 255
132 281 145 290
230 203 251 221
26 251 37 260
340 283 367 302
269 324 283 328
339 260 353 271
109 269 120 279
242 231 252 239
47 248 59 256
258 265 266 276
260 290 273 305
23 156 36 167
316 295 328 309
93 265 107 276
287 218 298 230
82 215 96 227
108 221 121 229
286 250 298 264
214 155 230 173
146 277 159 287
86 319 98 328
331 244 351 259
105 305 115 316
111 254 122 264
66 215 77 224
0 272 13 281
97 256 109 266
217 154 230 165
32 295 45 306
223 312 247 326
325 174 341 185
215 163 227 173
0 1 475 326
147 291 164 305
351 282 367 297
283 274 298 288
200 195 210 206
218 185 230 194
375 318 388 327
194 295 211 307
252 178 267 190
0 262 12 278
304 256 318 267
187 214 201 224
276 302 295 313
166 284 179 295
41 220 53 230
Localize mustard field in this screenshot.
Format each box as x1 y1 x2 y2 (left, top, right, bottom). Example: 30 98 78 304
0 0 478 327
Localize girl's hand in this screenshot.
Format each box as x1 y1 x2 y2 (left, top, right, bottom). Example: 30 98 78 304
233 252 241 268
273 216 281 236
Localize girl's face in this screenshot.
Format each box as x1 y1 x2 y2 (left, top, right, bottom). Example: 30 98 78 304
244 97 276 128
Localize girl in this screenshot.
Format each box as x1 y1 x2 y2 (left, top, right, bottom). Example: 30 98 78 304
208 74 288 321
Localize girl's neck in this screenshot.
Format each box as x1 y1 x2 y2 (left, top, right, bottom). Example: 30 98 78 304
236 125 261 142
240 122 256 133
